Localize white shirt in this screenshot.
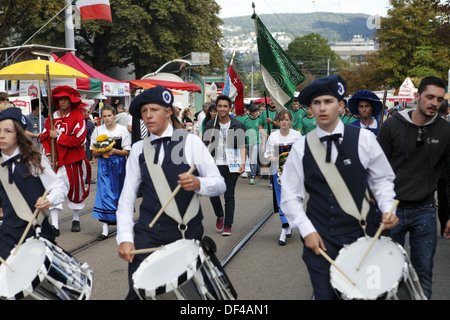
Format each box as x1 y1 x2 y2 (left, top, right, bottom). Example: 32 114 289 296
114 112 129 127
90 123 131 151
116 124 226 245
280 120 396 238
264 129 301 174
215 121 231 166
1 147 67 208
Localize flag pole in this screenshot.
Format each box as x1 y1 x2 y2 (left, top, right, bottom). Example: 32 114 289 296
46 65 57 170
209 51 236 152
229 50 236 68
65 0 76 52
252 3 271 136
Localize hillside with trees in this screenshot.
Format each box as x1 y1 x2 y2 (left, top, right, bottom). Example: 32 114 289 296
222 12 376 41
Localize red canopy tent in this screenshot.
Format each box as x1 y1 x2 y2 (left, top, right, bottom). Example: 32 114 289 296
129 79 201 93
52 52 122 83
52 52 131 99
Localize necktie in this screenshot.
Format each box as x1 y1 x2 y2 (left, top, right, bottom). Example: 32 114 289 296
151 137 172 164
319 133 342 163
1 154 21 183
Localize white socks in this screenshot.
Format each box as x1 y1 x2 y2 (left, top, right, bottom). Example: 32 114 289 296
50 209 59 229
72 209 80 221
279 226 292 242
279 227 288 242
50 209 81 230
102 223 109 236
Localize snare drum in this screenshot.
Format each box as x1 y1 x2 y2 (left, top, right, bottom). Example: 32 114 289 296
133 238 236 300
330 236 426 300
0 237 93 300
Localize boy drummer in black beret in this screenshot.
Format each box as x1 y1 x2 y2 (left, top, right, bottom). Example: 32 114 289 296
116 85 225 299
280 75 398 299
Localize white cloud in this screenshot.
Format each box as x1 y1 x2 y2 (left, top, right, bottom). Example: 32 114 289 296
216 0 390 18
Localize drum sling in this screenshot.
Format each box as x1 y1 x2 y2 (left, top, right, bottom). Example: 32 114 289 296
306 130 370 229
0 156 47 227
143 137 200 237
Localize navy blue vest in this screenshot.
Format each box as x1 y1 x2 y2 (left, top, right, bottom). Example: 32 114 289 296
303 125 371 240
137 131 202 232
0 159 54 258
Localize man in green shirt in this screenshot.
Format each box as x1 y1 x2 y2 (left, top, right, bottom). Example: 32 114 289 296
300 105 317 135
290 100 306 132
258 98 278 180
235 104 249 124
258 97 278 139
340 100 359 124
245 104 261 184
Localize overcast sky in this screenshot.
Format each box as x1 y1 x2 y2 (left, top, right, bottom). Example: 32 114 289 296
215 0 391 18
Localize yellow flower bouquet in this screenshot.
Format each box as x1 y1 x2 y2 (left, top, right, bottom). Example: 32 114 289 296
92 134 115 158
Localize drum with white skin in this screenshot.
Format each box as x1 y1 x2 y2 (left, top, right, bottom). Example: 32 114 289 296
133 238 236 300
0 237 93 300
330 236 426 300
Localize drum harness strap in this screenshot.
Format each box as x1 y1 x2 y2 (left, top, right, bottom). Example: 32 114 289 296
306 130 370 235
0 156 47 229
143 138 200 238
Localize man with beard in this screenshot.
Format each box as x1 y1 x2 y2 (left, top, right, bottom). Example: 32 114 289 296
377 76 450 299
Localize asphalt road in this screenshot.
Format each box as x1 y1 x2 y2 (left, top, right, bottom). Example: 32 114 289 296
5 160 450 305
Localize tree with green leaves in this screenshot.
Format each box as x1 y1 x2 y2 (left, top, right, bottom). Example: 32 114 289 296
285 33 339 78
374 0 449 87
1 0 224 79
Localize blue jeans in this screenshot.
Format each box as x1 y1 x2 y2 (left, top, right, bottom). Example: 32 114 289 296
210 165 239 228
273 173 288 226
389 204 437 299
248 143 260 178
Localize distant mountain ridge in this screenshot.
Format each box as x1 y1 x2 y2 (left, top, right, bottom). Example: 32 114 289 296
221 12 376 42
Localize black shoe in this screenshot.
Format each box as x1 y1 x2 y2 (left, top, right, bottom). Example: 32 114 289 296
96 234 108 241
278 240 286 246
71 220 81 232
51 226 60 237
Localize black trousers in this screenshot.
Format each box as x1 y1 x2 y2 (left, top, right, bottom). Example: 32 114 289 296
209 165 239 228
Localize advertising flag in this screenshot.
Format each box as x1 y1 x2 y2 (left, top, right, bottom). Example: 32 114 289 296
252 14 305 109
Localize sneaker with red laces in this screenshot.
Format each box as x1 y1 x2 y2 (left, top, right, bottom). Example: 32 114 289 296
215 217 224 232
222 227 232 236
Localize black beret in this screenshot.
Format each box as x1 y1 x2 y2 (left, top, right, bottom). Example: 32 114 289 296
298 75 347 106
0 107 28 129
129 85 174 119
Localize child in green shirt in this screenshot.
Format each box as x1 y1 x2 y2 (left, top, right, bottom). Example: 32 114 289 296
245 104 261 184
300 105 317 135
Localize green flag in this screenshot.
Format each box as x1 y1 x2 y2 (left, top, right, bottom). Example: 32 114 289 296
252 14 305 109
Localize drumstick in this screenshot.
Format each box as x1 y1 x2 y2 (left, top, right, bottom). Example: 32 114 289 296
318 248 355 286
14 191 49 255
149 166 196 228
130 246 162 255
356 200 399 270
0 256 15 272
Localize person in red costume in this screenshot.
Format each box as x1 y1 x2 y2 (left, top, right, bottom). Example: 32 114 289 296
39 86 91 235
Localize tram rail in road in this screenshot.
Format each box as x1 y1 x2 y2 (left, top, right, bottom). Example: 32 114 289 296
66 205 275 269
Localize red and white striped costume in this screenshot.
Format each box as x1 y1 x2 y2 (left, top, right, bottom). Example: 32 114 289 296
40 109 91 206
